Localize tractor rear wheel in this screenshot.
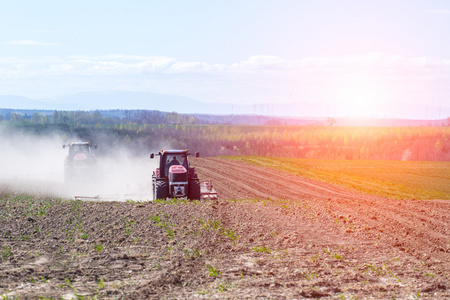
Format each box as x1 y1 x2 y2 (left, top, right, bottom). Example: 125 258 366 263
188 179 201 200
155 180 169 200
152 179 156 199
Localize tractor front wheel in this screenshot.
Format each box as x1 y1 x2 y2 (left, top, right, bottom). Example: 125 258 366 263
155 180 169 200
188 179 201 200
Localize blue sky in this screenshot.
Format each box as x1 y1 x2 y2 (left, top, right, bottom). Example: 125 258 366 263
1 0 450 117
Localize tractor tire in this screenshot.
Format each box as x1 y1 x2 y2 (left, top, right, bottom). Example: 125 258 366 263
152 177 156 200
152 182 155 200
188 179 201 201
155 180 169 200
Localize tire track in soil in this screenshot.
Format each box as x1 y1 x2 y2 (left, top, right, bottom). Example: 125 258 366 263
192 157 450 268
194 157 354 200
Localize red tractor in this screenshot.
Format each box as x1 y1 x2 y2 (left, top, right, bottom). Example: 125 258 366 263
150 149 201 200
63 141 97 182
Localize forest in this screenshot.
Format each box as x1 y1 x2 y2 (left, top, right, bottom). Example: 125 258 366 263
1 110 449 161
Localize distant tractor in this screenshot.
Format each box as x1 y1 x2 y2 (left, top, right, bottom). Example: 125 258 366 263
150 149 216 200
63 141 97 182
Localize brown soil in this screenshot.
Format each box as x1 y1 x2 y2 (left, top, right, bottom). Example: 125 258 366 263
0 157 449 299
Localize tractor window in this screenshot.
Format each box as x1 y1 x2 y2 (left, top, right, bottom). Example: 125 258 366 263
164 155 186 175
76 146 84 153
167 155 185 167
70 145 90 155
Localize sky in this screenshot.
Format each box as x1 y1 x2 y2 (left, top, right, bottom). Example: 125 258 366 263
1 0 450 118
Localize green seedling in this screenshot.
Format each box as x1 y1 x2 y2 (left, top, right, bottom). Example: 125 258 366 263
38 204 50 217
1 295 19 300
153 197 186 205
18 235 28 241
58 277 75 291
152 262 161 270
253 246 271 254
183 248 201 260
1 246 13 261
123 218 135 235
207 264 221 278
224 229 239 243
204 219 221 230
40 276 50 283
149 213 175 239
149 214 161 223
301 270 318 281
364 263 383 275
126 199 145 206
310 253 321 263
97 278 105 289
217 280 235 292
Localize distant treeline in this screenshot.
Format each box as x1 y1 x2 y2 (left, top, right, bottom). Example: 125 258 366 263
0 109 199 125
1 110 449 161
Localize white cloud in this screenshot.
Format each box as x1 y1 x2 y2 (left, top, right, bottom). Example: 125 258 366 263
1 53 450 107
2 53 450 80
233 55 288 70
5 40 60 46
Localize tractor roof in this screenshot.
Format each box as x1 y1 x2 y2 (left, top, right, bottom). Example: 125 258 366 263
160 149 189 155
69 142 91 146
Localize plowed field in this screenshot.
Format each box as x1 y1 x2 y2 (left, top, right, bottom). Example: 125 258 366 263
0 157 449 299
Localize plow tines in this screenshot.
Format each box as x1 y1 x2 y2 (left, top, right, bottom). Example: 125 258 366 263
74 195 121 201
74 195 100 200
200 180 218 200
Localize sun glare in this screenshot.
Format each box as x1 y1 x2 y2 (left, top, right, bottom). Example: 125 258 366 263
336 76 385 118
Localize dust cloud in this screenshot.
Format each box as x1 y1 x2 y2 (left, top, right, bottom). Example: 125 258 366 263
0 127 158 201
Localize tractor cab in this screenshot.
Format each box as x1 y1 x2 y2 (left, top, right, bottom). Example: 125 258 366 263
63 142 96 156
62 141 98 182
150 149 198 178
150 149 200 200
150 149 217 201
